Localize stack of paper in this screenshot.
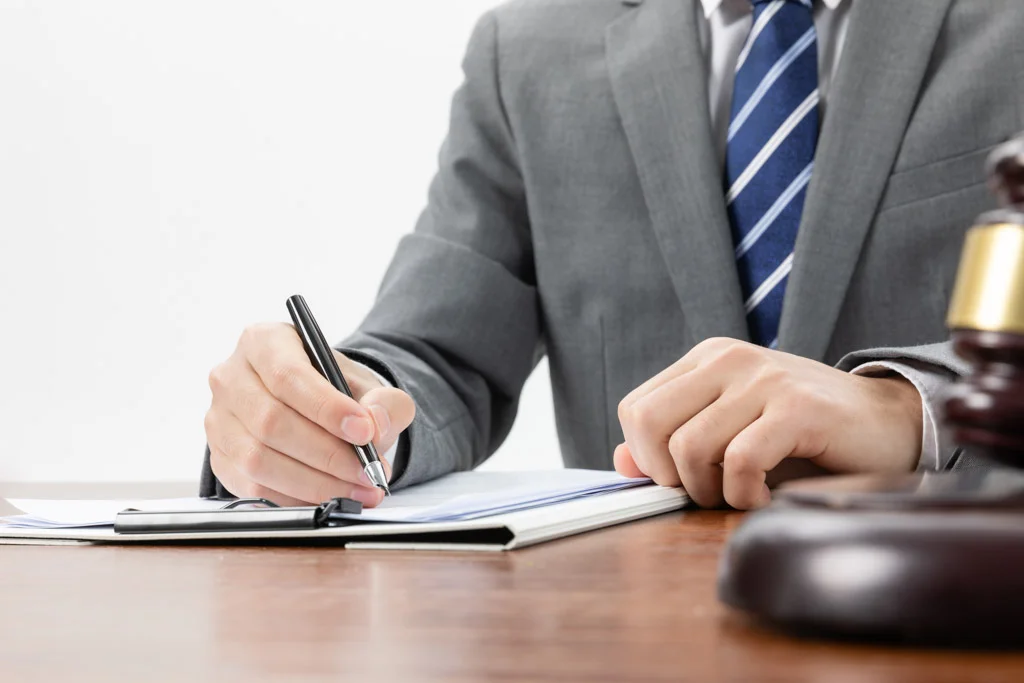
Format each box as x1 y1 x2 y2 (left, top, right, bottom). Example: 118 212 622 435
0 470 652 529
0 471 688 551
354 470 651 522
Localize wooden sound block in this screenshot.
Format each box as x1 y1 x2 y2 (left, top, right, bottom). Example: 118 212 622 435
717 469 1024 648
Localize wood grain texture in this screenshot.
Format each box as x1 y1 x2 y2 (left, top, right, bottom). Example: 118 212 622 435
1 511 1023 683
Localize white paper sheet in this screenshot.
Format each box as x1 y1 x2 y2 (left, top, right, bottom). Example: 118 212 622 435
0 470 653 529
358 470 650 522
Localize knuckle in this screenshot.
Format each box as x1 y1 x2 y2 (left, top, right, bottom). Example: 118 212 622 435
627 400 658 434
208 448 227 479
237 439 268 480
309 392 335 430
617 396 634 425
240 323 285 360
668 429 695 462
266 363 299 397
669 428 714 467
752 362 788 389
238 324 262 349
251 401 285 442
717 340 757 366
208 363 227 394
695 336 729 354
724 441 757 474
203 410 217 439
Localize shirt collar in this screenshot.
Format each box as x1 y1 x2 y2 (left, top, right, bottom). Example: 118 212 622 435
699 0 845 20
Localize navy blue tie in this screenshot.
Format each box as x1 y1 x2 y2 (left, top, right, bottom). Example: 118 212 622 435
724 0 820 348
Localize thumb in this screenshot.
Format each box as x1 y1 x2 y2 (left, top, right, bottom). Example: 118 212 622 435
359 385 416 456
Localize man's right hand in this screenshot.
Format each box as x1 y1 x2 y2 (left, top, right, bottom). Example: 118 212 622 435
204 323 416 507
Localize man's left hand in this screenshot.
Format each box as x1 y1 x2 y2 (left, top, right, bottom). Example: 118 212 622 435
614 338 923 510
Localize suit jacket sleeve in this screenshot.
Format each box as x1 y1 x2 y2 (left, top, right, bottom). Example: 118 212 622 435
835 341 986 471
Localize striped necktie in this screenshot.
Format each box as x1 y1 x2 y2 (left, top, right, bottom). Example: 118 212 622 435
724 0 819 348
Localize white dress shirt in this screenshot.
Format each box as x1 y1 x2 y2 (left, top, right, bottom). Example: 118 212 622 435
369 0 941 474
697 0 851 162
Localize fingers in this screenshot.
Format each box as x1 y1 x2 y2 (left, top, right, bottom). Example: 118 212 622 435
618 403 788 510
205 323 415 510
205 406 386 507
617 362 723 487
215 359 375 484
666 389 763 509
209 445 309 507
613 443 646 479
721 413 797 509
619 337 734 408
239 324 376 445
615 340 797 508
359 385 416 455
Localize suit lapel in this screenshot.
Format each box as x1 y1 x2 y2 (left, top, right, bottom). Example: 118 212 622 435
778 0 955 360
606 0 750 345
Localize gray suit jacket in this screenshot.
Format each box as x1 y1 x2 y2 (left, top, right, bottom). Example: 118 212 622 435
201 0 1023 496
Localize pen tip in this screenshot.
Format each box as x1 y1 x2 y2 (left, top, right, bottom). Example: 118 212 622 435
363 461 391 496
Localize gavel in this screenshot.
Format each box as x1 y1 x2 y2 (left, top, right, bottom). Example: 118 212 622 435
944 137 1024 467
717 135 1024 648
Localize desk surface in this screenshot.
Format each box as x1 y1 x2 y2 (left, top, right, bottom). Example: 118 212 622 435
2 511 1023 683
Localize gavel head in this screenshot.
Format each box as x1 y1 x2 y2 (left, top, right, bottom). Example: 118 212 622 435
943 135 1024 468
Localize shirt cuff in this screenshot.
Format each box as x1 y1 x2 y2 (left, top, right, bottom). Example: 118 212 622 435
359 364 400 467
849 360 941 471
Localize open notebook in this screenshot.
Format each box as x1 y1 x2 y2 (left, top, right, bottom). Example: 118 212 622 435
0 470 690 551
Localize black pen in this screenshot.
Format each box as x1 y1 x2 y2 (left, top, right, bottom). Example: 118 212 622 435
286 294 391 496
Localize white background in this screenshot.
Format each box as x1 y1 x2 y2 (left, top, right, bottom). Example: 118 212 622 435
0 0 563 483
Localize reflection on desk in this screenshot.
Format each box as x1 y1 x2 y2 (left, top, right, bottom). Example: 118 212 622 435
1 511 1022 683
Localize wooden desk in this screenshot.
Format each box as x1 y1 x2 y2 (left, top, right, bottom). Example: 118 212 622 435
2 511 1023 682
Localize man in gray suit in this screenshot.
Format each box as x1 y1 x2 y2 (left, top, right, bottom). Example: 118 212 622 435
201 0 1020 509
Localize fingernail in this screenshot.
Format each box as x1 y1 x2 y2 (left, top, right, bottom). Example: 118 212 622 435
350 486 384 507
358 469 373 487
341 416 374 444
369 404 391 441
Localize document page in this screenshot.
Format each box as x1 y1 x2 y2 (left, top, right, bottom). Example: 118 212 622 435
354 470 651 523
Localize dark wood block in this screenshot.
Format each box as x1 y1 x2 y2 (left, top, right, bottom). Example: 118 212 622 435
718 472 1024 647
